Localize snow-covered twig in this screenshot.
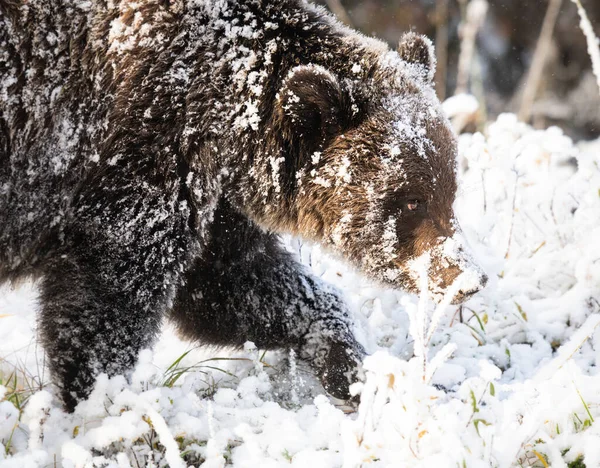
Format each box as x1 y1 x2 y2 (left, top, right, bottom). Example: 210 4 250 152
407 253 463 383
455 0 488 95
407 253 431 381
504 170 521 259
416 256 430 352
144 407 186 468
518 0 562 123
533 313 600 383
426 274 465 345
425 342 458 383
571 0 600 94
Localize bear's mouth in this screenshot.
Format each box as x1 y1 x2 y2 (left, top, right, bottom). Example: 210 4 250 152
450 280 488 305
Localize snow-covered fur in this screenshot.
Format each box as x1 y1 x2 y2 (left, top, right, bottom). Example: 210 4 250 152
0 0 486 410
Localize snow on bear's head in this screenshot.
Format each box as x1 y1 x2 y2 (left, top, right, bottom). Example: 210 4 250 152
273 33 487 304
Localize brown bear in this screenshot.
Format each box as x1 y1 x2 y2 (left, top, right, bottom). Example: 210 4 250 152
0 0 487 411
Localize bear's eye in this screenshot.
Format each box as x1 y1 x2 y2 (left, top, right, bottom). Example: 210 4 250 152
407 200 419 211
404 199 424 213
384 195 426 218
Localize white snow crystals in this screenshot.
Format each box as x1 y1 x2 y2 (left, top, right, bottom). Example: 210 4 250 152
383 93 437 161
233 100 261 131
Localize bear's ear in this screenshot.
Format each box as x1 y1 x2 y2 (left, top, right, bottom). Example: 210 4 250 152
397 32 436 82
275 64 348 158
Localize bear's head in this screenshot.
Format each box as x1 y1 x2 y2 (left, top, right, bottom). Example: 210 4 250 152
273 32 487 304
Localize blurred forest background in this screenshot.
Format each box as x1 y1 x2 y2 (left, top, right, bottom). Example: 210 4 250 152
314 0 600 140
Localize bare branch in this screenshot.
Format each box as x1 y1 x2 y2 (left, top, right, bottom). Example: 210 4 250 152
455 0 488 95
571 0 600 95
518 0 562 123
434 0 450 100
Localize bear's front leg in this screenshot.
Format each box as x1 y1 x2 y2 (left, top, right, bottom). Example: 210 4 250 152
170 200 365 400
39 168 197 411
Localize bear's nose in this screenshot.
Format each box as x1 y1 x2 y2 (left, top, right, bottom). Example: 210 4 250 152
455 272 488 303
457 287 479 299
479 273 489 288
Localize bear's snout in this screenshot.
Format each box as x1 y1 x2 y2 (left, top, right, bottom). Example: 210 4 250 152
422 233 488 304
452 271 488 304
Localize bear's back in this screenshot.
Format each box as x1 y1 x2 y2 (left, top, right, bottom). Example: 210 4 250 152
0 0 371 281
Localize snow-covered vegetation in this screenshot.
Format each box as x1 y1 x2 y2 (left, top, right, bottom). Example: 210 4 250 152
1 111 599 467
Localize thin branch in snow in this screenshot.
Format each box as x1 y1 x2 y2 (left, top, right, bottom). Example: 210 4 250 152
533 313 600 383
144 407 186 468
518 0 563 123
434 0 450 100
407 253 431 381
407 252 463 383
426 342 458 383
504 170 521 260
455 0 488 95
426 274 465 345
571 0 600 94
416 256 430 350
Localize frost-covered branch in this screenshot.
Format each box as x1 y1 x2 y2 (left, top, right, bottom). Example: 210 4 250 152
571 0 600 94
406 253 430 381
426 275 465 344
455 0 488 95
406 253 464 383
533 313 600 383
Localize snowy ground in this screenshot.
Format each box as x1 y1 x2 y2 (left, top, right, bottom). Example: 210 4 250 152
1 113 600 467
